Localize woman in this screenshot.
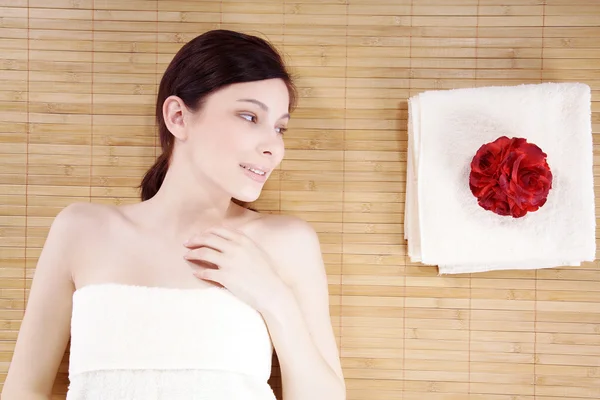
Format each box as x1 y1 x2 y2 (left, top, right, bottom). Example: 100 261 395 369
2 29 345 400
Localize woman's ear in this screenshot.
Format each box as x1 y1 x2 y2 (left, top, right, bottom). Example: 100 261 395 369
163 95 189 141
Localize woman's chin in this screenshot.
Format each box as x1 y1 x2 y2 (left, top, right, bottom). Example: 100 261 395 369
232 188 262 204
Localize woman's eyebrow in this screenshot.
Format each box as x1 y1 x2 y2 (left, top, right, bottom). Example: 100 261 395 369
237 98 268 111
237 98 291 120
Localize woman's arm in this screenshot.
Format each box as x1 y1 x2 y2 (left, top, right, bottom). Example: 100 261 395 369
2 205 82 400
263 218 346 400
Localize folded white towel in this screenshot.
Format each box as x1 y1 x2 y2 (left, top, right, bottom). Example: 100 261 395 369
405 82 596 274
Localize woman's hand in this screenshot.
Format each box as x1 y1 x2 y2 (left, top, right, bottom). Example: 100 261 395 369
182 225 290 314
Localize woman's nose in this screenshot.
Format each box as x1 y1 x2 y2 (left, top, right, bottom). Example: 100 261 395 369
257 133 283 158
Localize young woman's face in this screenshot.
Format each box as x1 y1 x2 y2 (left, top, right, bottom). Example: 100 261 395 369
185 78 290 202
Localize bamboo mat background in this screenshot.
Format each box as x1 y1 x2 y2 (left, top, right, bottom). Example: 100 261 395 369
1 1 599 399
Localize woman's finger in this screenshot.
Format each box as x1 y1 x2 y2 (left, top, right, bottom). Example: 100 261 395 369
184 246 222 266
204 226 250 245
194 267 224 286
184 231 231 252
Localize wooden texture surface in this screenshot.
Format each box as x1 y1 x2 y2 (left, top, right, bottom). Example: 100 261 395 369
1 1 599 399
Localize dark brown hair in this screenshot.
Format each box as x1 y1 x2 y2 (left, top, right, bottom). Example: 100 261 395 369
138 29 297 202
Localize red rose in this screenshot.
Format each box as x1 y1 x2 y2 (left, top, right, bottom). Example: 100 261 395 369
469 136 552 218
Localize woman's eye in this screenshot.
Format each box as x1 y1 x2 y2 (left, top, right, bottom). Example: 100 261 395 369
240 114 256 123
276 127 288 135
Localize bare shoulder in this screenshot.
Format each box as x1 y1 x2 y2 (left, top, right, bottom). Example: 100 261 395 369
50 202 123 261
56 200 113 221
256 213 320 251
49 202 98 243
53 201 118 237
249 213 324 287
259 213 317 236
